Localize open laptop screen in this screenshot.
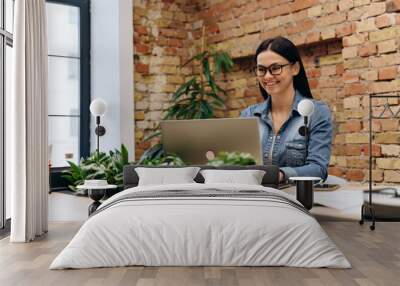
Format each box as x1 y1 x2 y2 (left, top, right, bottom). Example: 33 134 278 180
160 118 263 165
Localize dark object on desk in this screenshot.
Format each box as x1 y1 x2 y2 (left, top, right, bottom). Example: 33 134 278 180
295 180 313 210
289 177 321 210
314 183 340 192
88 189 106 216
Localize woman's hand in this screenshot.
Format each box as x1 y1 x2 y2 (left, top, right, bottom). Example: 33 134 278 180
279 170 285 183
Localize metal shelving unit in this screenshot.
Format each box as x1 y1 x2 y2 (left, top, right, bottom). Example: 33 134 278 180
359 93 400 230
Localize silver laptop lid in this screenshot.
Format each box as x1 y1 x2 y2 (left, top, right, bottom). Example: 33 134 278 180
160 117 263 165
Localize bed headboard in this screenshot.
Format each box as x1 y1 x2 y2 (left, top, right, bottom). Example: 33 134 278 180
123 165 280 189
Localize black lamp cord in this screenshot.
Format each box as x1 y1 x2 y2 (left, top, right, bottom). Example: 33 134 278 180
96 116 100 158
304 116 309 160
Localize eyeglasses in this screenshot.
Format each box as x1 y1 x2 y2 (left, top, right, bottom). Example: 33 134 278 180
253 63 293 77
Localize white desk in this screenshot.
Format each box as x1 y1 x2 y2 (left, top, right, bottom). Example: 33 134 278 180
282 184 364 221
283 184 400 221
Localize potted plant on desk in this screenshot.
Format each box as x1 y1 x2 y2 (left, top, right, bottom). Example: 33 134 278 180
207 151 256 166
62 144 130 197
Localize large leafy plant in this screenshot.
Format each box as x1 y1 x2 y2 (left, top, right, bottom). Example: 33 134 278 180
139 35 234 164
63 144 129 193
163 49 234 120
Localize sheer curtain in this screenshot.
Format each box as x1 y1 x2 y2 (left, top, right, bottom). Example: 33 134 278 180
9 0 48 242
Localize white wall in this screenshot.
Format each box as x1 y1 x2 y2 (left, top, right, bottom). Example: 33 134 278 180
91 0 134 160
118 0 135 162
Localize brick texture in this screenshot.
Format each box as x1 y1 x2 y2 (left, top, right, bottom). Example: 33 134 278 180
133 0 400 183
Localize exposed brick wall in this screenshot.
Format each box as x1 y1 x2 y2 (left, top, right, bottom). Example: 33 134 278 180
133 0 400 182
133 0 196 159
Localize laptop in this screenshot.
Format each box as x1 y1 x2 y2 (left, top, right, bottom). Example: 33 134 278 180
160 118 263 165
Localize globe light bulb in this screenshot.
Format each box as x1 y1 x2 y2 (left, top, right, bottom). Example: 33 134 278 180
298 99 314 117
90 98 107 116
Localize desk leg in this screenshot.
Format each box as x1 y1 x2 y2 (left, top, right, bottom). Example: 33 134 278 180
87 189 105 216
359 203 376 231
296 181 314 210
88 201 101 216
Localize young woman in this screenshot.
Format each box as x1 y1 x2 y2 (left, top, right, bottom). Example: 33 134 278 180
241 36 333 183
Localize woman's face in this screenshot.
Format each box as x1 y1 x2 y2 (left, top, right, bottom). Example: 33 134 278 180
256 50 299 96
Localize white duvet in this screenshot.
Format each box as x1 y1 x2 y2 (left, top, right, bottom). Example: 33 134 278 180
50 183 351 269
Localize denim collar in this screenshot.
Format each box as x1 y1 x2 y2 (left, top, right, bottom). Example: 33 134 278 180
251 90 306 121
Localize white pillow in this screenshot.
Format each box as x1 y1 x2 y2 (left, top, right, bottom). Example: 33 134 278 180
135 167 200 186
200 169 266 185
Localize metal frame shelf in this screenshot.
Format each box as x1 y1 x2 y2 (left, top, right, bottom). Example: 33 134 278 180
360 93 400 230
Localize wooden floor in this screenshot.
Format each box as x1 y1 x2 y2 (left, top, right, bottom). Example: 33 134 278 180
0 221 399 286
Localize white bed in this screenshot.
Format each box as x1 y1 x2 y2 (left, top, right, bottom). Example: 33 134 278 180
50 183 351 269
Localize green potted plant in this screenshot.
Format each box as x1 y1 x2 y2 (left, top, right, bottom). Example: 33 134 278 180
62 144 129 195
140 153 186 166
207 151 256 166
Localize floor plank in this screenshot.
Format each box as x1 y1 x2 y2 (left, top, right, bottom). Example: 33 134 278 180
1 221 399 285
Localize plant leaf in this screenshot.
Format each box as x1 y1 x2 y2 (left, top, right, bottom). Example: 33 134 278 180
221 52 234 73
182 51 208 67
172 78 197 101
120 144 129 165
203 58 211 83
139 143 164 163
143 130 161 141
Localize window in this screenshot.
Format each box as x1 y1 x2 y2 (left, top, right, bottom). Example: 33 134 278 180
46 0 90 168
1 0 14 231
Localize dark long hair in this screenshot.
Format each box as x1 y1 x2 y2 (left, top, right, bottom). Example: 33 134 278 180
255 36 313 99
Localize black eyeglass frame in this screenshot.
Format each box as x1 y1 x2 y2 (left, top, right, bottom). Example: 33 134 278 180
253 63 293 77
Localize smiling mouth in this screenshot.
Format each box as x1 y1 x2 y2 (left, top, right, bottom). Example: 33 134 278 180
264 81 279 86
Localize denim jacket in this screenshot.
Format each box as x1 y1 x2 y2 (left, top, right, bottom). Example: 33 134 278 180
240 91 333 181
